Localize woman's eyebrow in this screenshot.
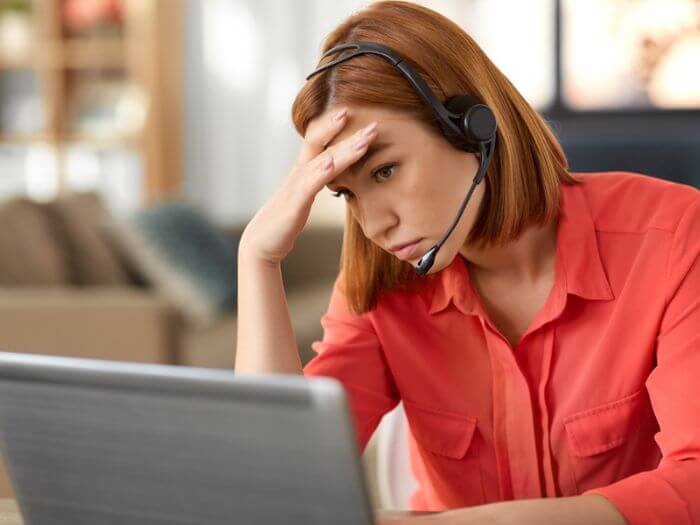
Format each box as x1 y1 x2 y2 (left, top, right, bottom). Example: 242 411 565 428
326 140 394 190
350 140 393 176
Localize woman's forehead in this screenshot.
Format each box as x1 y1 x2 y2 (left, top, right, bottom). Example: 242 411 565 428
324 107 422 148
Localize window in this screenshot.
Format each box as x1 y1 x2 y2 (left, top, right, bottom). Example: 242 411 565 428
562 0 700 110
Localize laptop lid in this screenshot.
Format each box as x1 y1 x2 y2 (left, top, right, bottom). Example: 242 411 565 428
0 351 375 525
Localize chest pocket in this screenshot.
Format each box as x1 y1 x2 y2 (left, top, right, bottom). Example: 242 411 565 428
402 399 485 505
562 387 658 492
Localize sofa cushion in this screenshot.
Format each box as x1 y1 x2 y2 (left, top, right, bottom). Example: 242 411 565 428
107 201 238 326
0 287 175 363
45 192 134 286
0 198 72 285
178 313 237 368
179 280 335 369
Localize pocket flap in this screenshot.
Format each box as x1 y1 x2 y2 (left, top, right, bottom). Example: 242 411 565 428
403 400 478 459
563 388 647 458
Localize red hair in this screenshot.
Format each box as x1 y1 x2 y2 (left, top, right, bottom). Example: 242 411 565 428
292 1 580 315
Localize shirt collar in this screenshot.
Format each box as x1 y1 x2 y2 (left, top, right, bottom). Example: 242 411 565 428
428 180 614 316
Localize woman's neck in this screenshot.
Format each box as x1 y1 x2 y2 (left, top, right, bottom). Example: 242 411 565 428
459 219 559 284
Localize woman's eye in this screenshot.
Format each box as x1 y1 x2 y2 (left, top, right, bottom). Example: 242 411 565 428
373 163 396 181
330 163 397 200
331 189 352 199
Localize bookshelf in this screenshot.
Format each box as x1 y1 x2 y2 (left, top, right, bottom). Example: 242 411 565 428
0 0 183 204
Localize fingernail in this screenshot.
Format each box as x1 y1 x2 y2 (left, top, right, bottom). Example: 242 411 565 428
323 155 334 169
354 137 369 151
362 121 377 136
334 108 348 121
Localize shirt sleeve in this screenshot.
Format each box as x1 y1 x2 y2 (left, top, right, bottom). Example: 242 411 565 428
583 198 700 525
303 272 400 454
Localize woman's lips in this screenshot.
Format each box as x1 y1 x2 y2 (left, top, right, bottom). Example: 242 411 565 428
392 239 422 260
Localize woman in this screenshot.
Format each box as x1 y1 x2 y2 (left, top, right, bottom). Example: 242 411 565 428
235 2 700 524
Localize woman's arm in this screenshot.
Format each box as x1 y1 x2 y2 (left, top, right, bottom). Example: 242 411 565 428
234 243 302 375
233 106 377 375
378 494 626 525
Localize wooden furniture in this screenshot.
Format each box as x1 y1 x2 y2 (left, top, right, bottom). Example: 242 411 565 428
0 0 183 203
0 498 436 523
0 499 21 525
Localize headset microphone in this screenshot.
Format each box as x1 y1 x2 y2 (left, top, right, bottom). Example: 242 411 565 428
306 41 498 276
416 137 494 275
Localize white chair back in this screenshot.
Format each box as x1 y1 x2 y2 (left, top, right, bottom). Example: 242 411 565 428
375 401 418 509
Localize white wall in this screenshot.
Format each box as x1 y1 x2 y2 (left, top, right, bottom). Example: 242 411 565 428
182 0 555 228
183 0 371 228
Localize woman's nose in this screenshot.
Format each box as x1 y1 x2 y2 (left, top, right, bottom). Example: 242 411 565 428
355 196 397 245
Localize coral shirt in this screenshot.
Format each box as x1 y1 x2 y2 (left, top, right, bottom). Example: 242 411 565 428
303 171 700 524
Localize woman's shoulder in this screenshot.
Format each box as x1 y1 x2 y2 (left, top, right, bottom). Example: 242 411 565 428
326 268 438 322
571 170 700 234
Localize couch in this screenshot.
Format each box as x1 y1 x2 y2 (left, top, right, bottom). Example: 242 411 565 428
0 193 348 498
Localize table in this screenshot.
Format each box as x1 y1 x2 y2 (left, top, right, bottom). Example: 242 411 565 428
0 500 21 525
0 499 435 524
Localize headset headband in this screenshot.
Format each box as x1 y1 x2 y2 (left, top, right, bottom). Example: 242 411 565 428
306 40 498 275
306 41 467 142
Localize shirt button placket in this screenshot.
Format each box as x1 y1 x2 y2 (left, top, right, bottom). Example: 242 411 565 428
488 323 544 500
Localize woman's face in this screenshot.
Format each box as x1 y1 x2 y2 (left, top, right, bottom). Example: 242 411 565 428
323 104 485 275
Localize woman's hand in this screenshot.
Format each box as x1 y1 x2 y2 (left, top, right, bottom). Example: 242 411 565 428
377 513 448 525
376 506 501 525
239 107 378 264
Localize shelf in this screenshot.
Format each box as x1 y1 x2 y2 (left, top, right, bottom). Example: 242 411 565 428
0 39 126 70
0 53 33 70
0 133 47 144
61 38 126 69
64 132 139 148
0 0 182 203
0 133 139 149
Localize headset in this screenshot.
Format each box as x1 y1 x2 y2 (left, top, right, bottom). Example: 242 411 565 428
306 41 497 276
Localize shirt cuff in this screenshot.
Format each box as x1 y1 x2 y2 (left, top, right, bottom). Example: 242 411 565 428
583 470 691 525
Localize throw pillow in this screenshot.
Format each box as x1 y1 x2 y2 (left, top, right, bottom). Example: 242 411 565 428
0 198 72 286
107 201 238 325
45 192 134 286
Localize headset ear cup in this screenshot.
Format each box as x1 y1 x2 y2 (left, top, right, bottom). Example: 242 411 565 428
446 95 497 143
442 95 481 151
445 95 481 115
467 105 497 142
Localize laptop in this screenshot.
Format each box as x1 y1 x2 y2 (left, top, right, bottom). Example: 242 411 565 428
0 351 382 524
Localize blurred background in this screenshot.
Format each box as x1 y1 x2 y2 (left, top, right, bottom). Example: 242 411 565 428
0 0 697 505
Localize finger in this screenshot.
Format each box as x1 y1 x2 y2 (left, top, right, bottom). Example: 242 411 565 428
297 107 349 165
304 121 378 194
325 121 378 176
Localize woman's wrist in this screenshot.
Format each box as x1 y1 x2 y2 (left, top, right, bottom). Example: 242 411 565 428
238 238 283 268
